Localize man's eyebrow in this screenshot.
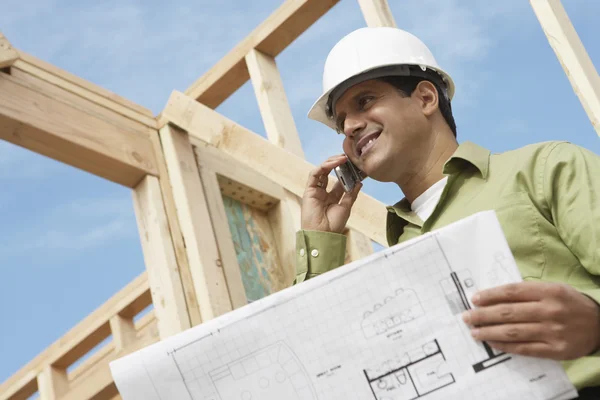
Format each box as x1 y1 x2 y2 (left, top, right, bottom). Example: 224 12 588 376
351 89 376 102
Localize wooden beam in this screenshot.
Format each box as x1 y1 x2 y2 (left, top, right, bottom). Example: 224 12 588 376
198 166 248 309
0 376 36 400
0 31 19 69
9 68 156 140
246 48 304 157
530 0 600 136
159 124 233 320
12 58 156 128
193 142 285 203
149 125 203 327
357 0 397 27
17 51 154 123
162 91 389 246
185 0 340 108
0 71 158 188
133 175 192 338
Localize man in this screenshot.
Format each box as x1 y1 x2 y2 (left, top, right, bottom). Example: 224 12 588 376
295 27 600 398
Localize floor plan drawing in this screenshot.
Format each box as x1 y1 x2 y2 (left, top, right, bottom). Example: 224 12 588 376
361 288 425 338
173 341 317 400
440 269 511 373
364 340 455 400
110 211 579 400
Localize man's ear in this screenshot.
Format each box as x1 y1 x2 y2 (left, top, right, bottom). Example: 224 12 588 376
414 80 439 117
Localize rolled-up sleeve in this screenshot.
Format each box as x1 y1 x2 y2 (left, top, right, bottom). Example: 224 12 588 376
294 230 347 284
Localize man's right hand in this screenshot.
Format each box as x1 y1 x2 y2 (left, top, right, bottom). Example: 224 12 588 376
301 155 363 233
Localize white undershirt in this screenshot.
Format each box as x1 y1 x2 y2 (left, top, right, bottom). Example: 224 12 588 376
410 177 449 222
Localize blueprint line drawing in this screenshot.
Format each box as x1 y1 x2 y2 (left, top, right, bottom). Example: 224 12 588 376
364 339 455 400
110 212 579 400
361 288 425 338
440 269 511 373
173 341 317 400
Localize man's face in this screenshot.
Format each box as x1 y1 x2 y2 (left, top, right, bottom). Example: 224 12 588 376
334 78 434 183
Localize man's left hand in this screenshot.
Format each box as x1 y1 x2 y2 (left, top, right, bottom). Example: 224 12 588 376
463 281 600 360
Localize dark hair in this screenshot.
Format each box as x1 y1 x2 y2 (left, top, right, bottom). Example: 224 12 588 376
378 75 457 137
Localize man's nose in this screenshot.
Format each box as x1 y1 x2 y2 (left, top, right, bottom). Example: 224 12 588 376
343 115 366 138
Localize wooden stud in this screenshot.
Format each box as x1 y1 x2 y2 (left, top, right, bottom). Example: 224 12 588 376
185 0 340 108
37 366 68 400
246 48 304 157
198 166 248 309
109 315 137 353
357 0 397 28
0 31 19 69
133 175 192 338
268 190 303 286
62 317 158 400
149 127 203 327
159 124 233 320
162 91 389 246
530 0 600 136
0 72 158 188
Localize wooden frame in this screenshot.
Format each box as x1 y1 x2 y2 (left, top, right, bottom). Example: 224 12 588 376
0 273 156 400
2 1 598 399
193 139 300 298
161 90 390 245
0 31 19 69
529 0 600 137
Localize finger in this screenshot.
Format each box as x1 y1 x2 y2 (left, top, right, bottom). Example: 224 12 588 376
487 341 557 359
306 156 347 189
339 181 362 208
471 323 545 343
463 302 543 326
472 282 551 306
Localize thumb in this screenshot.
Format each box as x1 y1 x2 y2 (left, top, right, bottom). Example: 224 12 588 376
339 182 362 209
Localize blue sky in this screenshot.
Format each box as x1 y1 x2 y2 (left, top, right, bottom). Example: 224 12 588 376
1 0 599 385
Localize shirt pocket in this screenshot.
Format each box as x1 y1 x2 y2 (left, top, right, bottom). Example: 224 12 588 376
493 192 546 279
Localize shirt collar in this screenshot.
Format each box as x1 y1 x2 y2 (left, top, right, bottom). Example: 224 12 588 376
442 140 491 179
384 141 491 243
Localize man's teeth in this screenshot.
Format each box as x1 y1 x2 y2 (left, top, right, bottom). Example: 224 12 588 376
361 138 376 155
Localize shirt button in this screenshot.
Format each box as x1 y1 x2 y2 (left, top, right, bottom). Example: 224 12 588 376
299 248 305 257
311 249 319 258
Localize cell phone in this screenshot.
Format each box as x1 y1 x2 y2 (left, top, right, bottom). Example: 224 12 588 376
334 157 366 193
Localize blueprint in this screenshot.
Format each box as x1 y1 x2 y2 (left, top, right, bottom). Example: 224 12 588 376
110 211 578 400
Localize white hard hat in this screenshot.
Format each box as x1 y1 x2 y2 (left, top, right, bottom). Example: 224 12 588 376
308 27 455 131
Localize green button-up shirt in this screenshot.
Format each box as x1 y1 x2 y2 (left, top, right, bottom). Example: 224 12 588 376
295 140 600 390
